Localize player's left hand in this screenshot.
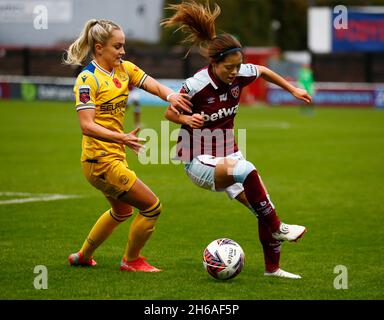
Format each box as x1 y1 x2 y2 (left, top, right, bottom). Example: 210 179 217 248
123 127 146 155
168 93 193 115
185 113 204 129
292 88 312 104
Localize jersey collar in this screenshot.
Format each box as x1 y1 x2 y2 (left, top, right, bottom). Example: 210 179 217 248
92 60 115 77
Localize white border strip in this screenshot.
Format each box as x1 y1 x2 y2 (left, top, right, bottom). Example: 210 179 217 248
0 192 82 205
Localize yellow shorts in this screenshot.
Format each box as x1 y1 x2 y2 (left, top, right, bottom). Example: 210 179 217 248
82 159 137 199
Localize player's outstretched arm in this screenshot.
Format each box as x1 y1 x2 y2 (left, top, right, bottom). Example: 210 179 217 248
141 76 192 114
258 65 312 104
77 109 145 154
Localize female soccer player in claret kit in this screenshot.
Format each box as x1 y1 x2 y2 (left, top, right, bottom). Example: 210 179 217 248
163 1 312 278
64 19 192 272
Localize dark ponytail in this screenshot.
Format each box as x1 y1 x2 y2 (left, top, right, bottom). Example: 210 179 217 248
161 1 242 62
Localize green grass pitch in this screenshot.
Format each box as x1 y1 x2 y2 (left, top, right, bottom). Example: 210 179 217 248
0 100 383 300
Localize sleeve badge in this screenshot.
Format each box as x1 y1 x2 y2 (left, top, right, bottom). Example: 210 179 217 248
79 85 90 103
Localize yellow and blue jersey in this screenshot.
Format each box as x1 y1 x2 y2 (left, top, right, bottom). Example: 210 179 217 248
74 60 147 162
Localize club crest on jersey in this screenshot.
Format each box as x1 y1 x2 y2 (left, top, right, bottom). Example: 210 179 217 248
113 77 122 88
118 72 128 82
230 85 240 99
79 85 90 103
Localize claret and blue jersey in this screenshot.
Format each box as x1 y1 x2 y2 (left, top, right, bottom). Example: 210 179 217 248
176 63 260 161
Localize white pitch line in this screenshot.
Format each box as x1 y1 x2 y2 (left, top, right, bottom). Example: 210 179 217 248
254 122 291 129
0 192 36 197
0 193 82 205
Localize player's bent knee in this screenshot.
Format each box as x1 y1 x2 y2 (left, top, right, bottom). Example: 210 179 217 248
109 207 133 222
139 198 162 218
233 160 256 184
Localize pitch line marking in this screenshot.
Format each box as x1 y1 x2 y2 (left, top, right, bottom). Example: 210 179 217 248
254 121 291 129
0 192 82 205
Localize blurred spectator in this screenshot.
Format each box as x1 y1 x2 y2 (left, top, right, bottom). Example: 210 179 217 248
128 84 142 128
298 64 315 115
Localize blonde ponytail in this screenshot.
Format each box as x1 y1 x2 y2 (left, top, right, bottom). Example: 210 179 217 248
64 19 121 66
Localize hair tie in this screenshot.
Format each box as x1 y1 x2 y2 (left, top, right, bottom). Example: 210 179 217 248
213 47 242 60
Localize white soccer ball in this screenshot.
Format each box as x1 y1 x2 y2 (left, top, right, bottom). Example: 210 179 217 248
203 238 245 280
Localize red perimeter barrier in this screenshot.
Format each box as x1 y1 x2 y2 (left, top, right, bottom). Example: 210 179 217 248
241 47 280 105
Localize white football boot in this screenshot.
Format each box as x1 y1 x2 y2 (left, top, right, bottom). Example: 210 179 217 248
272 222 307 242
264 268 301 279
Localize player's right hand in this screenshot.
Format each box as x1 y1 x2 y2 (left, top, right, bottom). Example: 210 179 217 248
185 113 205 129
122 127 146 155
168 93 193 115
292 87 312 104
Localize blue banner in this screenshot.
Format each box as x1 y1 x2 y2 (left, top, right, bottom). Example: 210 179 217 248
333 11 384 52
267 88 376 107
375 87 384 108
128 79 183 106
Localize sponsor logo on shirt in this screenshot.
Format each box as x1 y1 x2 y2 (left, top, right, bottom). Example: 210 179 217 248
200 105 239 122
100 99 127 115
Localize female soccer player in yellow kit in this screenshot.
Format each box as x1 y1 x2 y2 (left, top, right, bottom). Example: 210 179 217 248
65 19 192 272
